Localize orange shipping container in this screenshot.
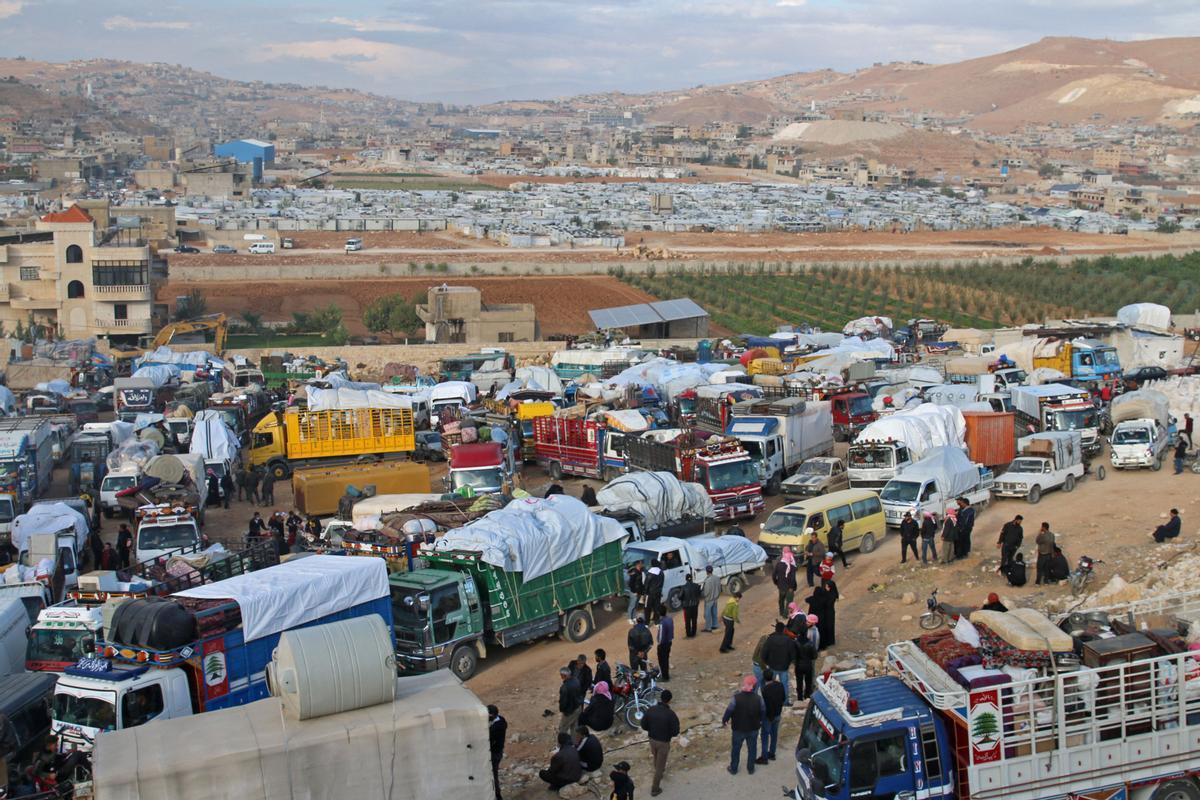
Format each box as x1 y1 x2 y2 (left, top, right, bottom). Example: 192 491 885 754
963 411 1016 467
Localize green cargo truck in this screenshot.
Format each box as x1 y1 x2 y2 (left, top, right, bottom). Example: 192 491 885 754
391 537 626 680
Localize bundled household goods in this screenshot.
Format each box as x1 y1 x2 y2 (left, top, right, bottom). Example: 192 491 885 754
595 471 714 529
1116 302 1171 331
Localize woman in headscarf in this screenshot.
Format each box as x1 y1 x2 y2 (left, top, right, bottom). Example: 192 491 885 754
772 547 798 617
806 578 840 650
940 507 958 565
580 681 614 732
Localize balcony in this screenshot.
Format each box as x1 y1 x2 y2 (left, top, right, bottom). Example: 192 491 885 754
93 317 153 334
93 284 152 300
9 292 61 310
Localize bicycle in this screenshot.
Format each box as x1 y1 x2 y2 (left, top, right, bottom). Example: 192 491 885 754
612 662 663 728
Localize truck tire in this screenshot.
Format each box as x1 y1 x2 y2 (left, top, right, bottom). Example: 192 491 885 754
562 608 594 643
1152 456 1163 472
450 645 479 681
1063 474 1076 492
270 461 290 480
549 461 563 481
859 532 877 554
1151 780 1200 800
765 474 782 496
1096 465 1106 480
726 575 747 595
666 587 683 611
1026 485 1042 504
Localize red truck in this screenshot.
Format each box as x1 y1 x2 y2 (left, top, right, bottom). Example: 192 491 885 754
533 416 629 481
625 433 764 522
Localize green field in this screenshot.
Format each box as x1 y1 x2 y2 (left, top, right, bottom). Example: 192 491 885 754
617 251 1200 334
227 333 337 349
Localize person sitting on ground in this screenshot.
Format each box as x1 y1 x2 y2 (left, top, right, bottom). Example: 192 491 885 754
1153 508 1182 543
1004 552 1028 587
539 732 583 790
580 681 615 732
981 593 1007 613
1046 545 1071 582
576 726 604 773
545 483 565 497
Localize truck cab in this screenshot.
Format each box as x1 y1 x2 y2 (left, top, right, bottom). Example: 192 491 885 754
68 432 111 496
847 441 911 490
26 606 103 673
792 671 952 800
52 662 192 753
391 568 483 680
879 460 992 527
134 509 201 564
99 466 140 517
0 492 15 545
446 442 512 496
164 417 193 447
829 392 877 442
1070 341 1121 382
1110 418 1169 470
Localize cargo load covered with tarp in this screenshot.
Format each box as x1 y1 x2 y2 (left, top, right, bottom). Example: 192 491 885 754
601 409 651 433
320 371 381 392
11 502 89 556
686 535 767 571
1017 431 1082 469
898 446 981 500
137 346 225 371
854 403 965 461
144 453 205 487
305 387 411 411
106 438 160 472
941 328 994 349
495 366 564 399
3 363 74 391
1117 303 1171 331
608 358 726 401
189 409 242 462
944 356 992 376
131 364 181 387
431 495 628 582
596 472 714 529
1110 388 1171 427
91 670 489 800
842 316 892 337
174 555 389 643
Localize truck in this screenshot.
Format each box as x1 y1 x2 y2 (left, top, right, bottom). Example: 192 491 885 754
944 356 1026 392
789 595 1200 800
847 403 965 489
595 471 713 541
429 381 478 427
622 534 767 611
391 495 627 681
924 382 1012 414
727 397 835 495
994 430 1087 503
1010 383 1101 455
447 442 514 496
438 352 515 385
67 429 112 497
0 416 54 516
1032 337 1122 383
134 505 203 565
9 502 91 604
1109 389 1173 470
878 445 992 527
25 606 104 673
114 375 176 422
533 415 628 481
693 383 763 436
247 405 415 479
291 460 431 517
51 555 392 753
625 432 764 522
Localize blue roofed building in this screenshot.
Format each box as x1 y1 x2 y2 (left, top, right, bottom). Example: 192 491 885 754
213 139 275 180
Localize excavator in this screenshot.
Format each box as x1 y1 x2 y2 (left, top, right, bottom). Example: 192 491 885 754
110 314 228 373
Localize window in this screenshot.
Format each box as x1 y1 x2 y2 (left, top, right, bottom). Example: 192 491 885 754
895 447 909 463
113 304 128 321
919 482 937 502
65 244 83 263
252 432 274 450
121 685 165 729
498 332 514 343
92 261 148 286
67 280 85 298
806 512 825 531
19 266 38 281
827 504 853 529
849 733 908 791
430 584 463 643
851 496 882 519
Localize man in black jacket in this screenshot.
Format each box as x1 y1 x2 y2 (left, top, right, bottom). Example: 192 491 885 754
680 573 702 637
827 520 850 568
1153 508 1182 542
899 511 919 564
626 562 644 622
575 726 604 773
723 675 766 775
641 689 680 797
558 667 583 735
756 670 786 764
955 498 976 558
539 732 583 790
628 618 653 671
487 704 507 800
997 514 1024 573
593 648 612 689
571 653 593 696
760 622 794 704
644 562 664 624
794 634 817 701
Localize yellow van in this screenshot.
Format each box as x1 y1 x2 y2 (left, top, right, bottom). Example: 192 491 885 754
757 488 885 559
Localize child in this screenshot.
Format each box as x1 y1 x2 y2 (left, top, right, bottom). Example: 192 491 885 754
610 760 634 800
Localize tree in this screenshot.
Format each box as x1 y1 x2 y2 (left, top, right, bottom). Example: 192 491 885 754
1038 163 1062 179
241 311 263 333
176 289 207 320
291 304 343 336
972 710 999 743
363 294 421 338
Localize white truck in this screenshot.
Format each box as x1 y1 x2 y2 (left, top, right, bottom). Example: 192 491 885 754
727 397 835 495
847 403 966 489
7 502 91 604
1109 388 1172 471
99 465 141 517
429 381 477 427
1011 382 1101 455
994 430 1087 504
878 445 992 527
622 534 767 611
944 356 1026 391
134 506 202 565
25 606 104 673
923 382 1011 413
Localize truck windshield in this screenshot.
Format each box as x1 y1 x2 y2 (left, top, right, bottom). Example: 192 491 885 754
0 496 13 524
1097 350 1119 366
740 441 764 462
29 627 95 663
880 481 921 503
705 459 758 491
391 587 428 629
848 446 894 469
214 409 242 432
847 396 873 416
1051 409 1096 431
1112 427 1150 445
53 693 116 732
1007 458 1048 473
137 523 197 551
102 475 137 492
798 704 844 790
451 467 504 492
677 398 696 415
763 512 808 536
796 461 832 476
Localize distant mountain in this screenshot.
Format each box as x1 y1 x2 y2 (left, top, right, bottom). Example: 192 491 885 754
0 77 159 135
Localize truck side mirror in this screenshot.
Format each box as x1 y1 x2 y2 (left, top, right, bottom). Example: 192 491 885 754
417 593 431 612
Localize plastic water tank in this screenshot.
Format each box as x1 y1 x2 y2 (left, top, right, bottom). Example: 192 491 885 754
268 615 395 720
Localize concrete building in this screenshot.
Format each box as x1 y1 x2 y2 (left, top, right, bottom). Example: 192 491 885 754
142 135 174 161
213 139 275 180
0 206 159 342
416 285 537 344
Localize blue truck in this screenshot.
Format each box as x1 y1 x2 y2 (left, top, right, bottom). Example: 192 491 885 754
50 555 392 753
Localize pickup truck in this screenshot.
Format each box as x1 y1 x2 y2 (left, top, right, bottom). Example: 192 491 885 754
622 534 766 611
1108 388 1172 471
879 446 992 527
781 456 849 498
994 430 1088 504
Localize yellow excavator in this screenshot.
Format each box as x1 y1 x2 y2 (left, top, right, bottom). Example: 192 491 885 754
111 313 229 371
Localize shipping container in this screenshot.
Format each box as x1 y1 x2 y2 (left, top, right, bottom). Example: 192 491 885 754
962 410 1016 467
292 461 431 517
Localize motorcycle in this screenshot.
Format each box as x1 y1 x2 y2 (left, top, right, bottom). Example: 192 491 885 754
918 588 977 630
1069 555 1103 596
612 662 663 728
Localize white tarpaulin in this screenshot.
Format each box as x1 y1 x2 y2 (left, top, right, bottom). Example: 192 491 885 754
106 439 160 472
1110 389 1171 427
0 385 14 415
1117 303 1171 331
131 364 181 387
596 472 714 529
494 366 564 399
1027 367 1068 385
430 381 478 405
37 379 72 396
897 446 981 500
842 317 893 337
602 409 650 433
686 535 766 571
607 358 726 402
12 502 89 556
305 387 411 411
175 555 389 643
137 347 225 370
321 372 381 392
1142 376 1200 424
189 410 242 462
432 495 628 582
854 402 965 461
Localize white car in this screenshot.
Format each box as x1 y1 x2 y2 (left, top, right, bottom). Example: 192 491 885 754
344 238 363 252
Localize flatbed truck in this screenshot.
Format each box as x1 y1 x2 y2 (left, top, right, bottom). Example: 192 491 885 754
248 406 415 479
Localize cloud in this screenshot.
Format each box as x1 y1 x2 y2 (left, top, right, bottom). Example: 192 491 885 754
0 1 22 19
251 37 465 82
325 16 439 33
102 15 194 31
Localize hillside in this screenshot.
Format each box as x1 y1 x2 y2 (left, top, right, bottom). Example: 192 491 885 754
0 78 158 134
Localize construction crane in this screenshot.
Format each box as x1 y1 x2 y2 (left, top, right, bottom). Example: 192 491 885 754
111 314 229 370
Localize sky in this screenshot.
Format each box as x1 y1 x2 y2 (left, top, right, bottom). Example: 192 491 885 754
0 0 1196 103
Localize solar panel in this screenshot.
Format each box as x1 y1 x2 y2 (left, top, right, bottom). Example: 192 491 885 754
588 304 661 329
649 298 708 322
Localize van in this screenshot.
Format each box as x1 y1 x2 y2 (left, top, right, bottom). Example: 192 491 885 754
345 238 363 252
248 242 276 254
281 237 294 249
757 488 885 559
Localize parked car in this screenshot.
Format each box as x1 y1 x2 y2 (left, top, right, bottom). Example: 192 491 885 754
1124 366 1168 389
345 238 363 252
173 244 200 254
212 244 237 254
414 430 444 462
781 456 849 497
248 242 276 254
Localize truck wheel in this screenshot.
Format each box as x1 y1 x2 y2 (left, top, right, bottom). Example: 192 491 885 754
449 645 479 681
270 462 290 480
1027 485 1042 504
1192 461 1200 475
1151 780 1200 800
859 533 877 554
1063 474 1076 492
726 575 747 595
666 588 683 611
765 475 782 496
562 608 594 643
1096 465 1106 480
1152 456 1163 472
833 429 847 443
549 461 563 481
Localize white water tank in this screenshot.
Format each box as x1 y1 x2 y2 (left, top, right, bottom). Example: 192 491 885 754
268 615 396 720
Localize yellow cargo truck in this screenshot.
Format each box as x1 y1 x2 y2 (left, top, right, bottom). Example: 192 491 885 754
248 407 416 479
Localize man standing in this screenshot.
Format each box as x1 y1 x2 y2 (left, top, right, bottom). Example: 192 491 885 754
1153 508 1182 543
87 529 103 570
760 622 794 703
248 511 266 540
644 561 664 624
487 704 507 800
625 561 645 623
794 627 817 701
719 592 742 653
772 548 797 616
680 573 702 637
803 530 826 587
1175 437 1189 475
827 520 850 568
235 464 248 503
628 617 653 670
756 670 785 764
558 666 583 736
899 511 919 564
260 467 276 507
593 648 612 690
1186 413 1195 448
1035 522 1056 584
701 565 721 633
245 468 261 506
656 605 674 682
220 471 234 509
920 512 938 564
640 689 679 797
116 524 133 569
573 653 593 696
997 515 1024 573
723 675 765 775
955 497 976 558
